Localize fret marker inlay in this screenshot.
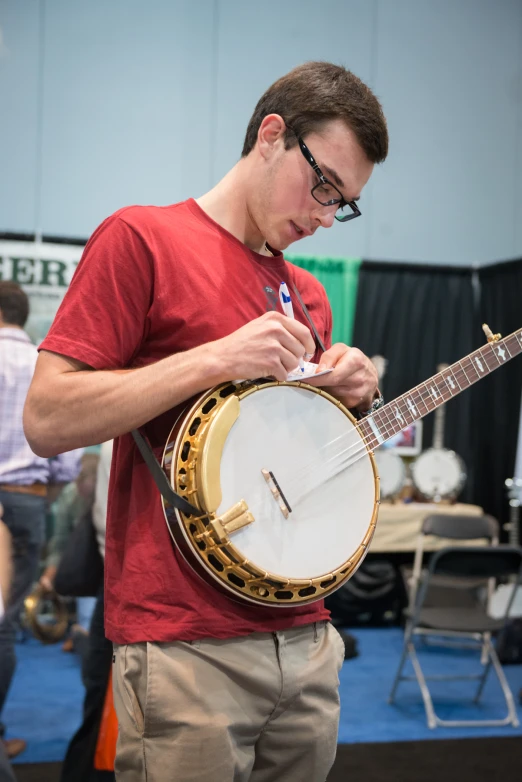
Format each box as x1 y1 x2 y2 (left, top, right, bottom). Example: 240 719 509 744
474 357 484 373
430 385 439 400
447 376 456 390
368 417 384 444
406 398 417 416
394 406 404 425
497 346 506 361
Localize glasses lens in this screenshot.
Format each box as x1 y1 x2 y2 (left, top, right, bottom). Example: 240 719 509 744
312 181 342 206
335 202 361 223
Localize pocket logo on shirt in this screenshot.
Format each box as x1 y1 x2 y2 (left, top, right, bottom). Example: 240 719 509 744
263 286 278 312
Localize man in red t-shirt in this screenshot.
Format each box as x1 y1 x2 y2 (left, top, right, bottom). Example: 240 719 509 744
24 62 388 782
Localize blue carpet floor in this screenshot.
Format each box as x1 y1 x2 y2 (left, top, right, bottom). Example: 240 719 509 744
337 628 522 743
4 628 522 764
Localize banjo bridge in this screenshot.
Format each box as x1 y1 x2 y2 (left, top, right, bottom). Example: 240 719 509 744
261 468 292 519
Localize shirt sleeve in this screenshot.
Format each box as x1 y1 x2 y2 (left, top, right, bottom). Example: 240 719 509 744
39 212 154 370
48 448 83 484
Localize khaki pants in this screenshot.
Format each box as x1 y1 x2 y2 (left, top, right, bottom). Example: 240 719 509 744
112 621 345 782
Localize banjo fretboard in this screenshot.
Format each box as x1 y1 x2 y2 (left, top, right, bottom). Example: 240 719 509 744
358 328 522 451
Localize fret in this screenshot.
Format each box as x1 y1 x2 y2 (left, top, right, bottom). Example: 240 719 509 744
359 418 381 450
376 399 396 431
373 408 395 439
397 396 413 424
488 342 502 366
457 359 472 387
472 353 487 375
445 367 462 394
380 404 399 438
391 402 407 429
439 370 456 397
414 385 432 414
404 395 419 421
428 382 441 404
463 355 481 381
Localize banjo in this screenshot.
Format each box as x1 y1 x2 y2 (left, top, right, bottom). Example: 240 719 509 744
141 324 521 609
411 363 467 502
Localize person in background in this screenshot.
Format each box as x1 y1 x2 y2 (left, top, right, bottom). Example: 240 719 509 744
0 281 83 761
0 511 17 782
40 452 100 652
60 440 113 782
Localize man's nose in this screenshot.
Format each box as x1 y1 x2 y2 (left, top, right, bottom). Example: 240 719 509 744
313 206 336 229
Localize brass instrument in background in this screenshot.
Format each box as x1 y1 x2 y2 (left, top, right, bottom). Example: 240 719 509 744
23 584 69 644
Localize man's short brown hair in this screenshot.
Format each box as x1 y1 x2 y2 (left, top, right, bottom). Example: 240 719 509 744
0 281 29 327
242 61 388 164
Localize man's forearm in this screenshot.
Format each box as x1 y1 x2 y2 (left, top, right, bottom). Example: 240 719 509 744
24 341 230 457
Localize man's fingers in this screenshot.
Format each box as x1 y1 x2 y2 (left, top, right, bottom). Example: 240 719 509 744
316 343 350 371
279 317 316 357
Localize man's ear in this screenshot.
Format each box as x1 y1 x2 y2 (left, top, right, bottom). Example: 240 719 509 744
257 114 286 161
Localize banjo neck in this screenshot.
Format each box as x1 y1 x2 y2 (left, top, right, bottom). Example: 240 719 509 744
358 326 522 451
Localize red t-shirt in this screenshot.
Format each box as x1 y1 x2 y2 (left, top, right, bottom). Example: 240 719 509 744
41 199 333 643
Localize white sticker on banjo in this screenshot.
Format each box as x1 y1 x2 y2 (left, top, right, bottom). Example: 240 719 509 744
286 362 333 382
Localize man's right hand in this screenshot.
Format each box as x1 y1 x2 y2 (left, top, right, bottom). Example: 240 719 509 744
213 312 316 382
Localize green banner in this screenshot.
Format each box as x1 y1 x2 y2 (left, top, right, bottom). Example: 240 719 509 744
286 256 362 346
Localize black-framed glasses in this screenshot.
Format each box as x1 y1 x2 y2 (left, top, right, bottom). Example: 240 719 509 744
288 127 362 223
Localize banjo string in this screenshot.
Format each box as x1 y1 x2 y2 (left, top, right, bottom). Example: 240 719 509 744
280 370 464 501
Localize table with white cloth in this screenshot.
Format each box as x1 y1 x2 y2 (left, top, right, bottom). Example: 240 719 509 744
370 502 484 553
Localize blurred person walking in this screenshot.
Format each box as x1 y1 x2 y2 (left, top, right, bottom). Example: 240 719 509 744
60 440 113 782
0 511 17 782
0 281 82 760
40 452 100 654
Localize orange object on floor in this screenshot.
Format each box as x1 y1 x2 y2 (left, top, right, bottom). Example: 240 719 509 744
94 669 118 771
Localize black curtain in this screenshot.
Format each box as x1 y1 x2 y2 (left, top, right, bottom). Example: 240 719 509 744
474 259 522 526
352 259 522 525
352 261 481 504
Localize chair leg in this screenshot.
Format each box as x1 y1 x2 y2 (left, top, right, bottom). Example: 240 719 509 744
474 637 492 704
388 624 415 704
488 645 520 727
408 642 438 729
480 631 491 665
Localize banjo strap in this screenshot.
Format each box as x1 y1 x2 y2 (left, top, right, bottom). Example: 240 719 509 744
131 428 204 517
292 283 326 355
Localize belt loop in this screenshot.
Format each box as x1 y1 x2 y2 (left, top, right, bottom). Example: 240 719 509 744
313 622 318 643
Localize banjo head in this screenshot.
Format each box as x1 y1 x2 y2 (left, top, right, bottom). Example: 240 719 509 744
373 450 406 500
411 447 466 501
162 381 379 607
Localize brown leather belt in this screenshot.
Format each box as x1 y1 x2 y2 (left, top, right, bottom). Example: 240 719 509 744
0 483 48 497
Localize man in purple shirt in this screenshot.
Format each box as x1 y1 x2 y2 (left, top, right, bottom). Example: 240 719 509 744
0 281 82 760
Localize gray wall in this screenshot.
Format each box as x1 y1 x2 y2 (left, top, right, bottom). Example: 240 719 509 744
1 0 522 265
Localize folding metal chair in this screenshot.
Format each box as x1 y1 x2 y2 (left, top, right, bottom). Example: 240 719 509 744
404 514 499 647
389 520 522 727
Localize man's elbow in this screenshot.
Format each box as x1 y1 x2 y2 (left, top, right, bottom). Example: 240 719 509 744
23 399 60 458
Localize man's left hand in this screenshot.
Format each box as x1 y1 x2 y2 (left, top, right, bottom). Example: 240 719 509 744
305 343 379 412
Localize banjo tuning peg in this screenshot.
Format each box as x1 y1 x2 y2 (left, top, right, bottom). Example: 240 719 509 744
482 323 502 343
